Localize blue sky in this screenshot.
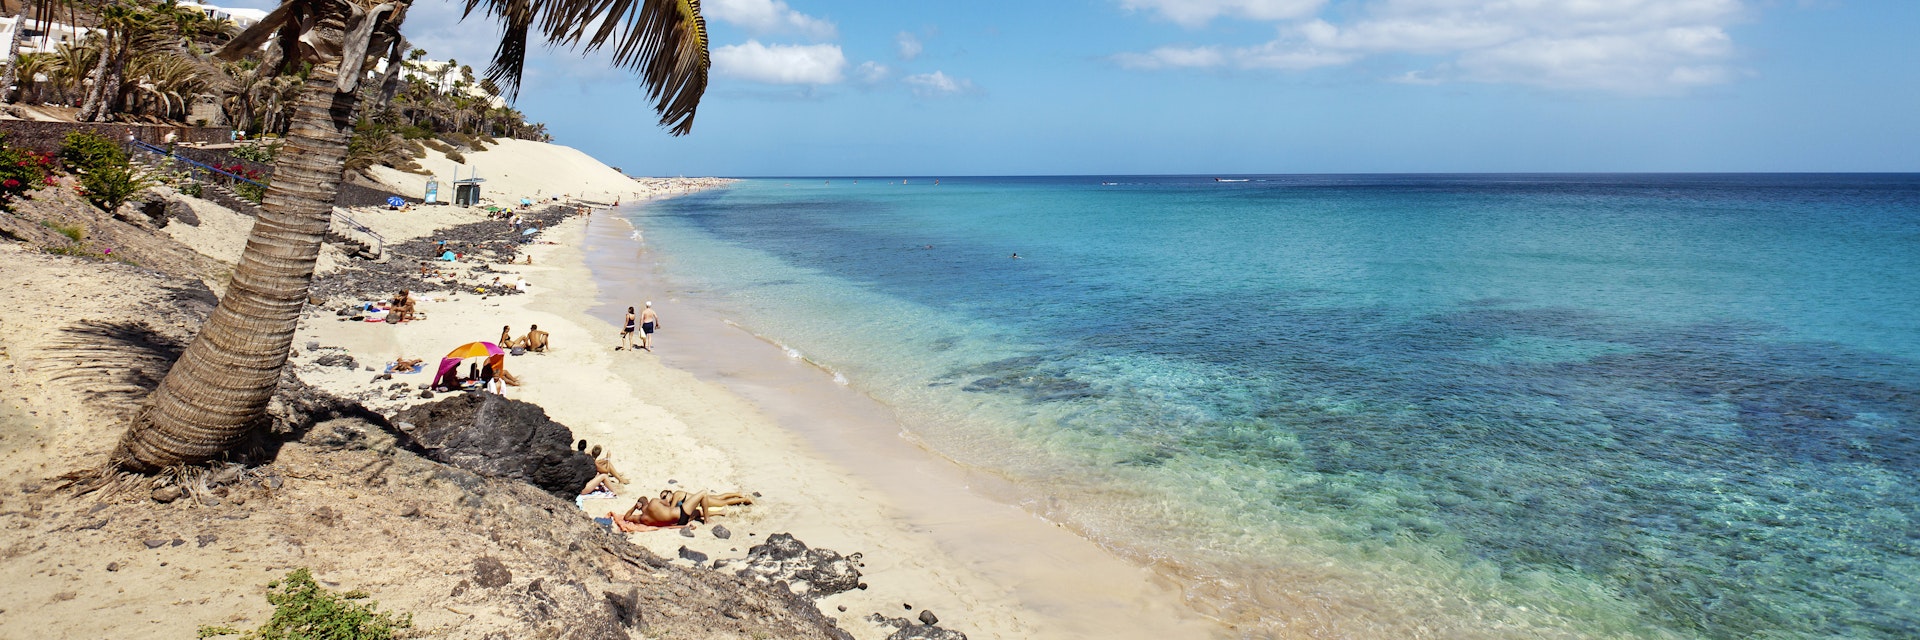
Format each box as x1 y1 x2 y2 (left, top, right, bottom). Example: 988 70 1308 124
234 0 1920 176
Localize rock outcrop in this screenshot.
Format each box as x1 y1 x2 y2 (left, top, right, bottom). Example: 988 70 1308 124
737 533 863 597
390 391 595 498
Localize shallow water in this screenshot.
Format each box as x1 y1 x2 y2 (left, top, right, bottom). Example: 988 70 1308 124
621 175 1920 638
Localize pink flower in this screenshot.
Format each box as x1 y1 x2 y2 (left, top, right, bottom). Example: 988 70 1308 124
3 179 19 188
42 176 56 185
14 160 27 167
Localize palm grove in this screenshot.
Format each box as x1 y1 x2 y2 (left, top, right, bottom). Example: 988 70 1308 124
5 0 711 472
2 1 561 167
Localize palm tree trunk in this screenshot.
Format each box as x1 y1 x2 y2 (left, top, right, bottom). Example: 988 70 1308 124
76 30 111 120
1 2 29 103
114 26 359 471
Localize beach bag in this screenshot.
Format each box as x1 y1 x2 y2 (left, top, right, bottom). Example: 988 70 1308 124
510 347 527 356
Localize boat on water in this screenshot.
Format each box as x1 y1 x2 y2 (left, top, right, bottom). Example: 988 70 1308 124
1214 177 1249 182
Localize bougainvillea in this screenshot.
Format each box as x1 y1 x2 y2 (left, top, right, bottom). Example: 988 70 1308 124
0 135 54 207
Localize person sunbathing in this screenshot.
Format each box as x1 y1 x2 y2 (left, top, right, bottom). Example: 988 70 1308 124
593 455 626 484
608 490 755 532
499 325 515 347
517 325 549 352
580 473 621 496
391 290 417 322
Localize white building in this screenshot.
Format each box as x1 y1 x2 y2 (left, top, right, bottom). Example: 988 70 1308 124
175 2 267 30
0 17 98 56
0 2 265 61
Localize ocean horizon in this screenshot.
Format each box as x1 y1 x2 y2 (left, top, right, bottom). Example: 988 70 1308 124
619 173 1920 637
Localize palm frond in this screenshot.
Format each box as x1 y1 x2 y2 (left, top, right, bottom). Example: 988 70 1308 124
463 0 708 135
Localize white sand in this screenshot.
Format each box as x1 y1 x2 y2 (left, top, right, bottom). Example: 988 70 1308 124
365 138 666 207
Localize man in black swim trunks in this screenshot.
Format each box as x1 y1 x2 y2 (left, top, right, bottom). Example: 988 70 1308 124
639 301 660 351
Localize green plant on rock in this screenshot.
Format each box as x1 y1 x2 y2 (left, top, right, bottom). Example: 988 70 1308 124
79 162 160 212
234 178 268 204
59 131 128 174
228 140 282 164
197 568 412 640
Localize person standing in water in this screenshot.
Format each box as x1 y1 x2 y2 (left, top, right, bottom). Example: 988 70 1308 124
639 302 660 351
619 307 637 351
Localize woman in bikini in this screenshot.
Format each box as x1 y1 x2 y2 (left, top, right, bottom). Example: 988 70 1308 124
619 306 637 351
608 490 754 532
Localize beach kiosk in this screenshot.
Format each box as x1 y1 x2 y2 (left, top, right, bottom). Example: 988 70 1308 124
454 178 483 206
452 167 485 207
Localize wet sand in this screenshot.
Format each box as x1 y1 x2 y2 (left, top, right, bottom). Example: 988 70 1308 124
575 210 1227 639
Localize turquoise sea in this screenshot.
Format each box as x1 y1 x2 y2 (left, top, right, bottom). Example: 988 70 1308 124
622 175 1920 638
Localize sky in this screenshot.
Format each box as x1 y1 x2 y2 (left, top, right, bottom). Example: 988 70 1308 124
223 0 1920 176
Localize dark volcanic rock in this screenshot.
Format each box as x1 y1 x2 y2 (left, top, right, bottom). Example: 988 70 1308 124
887 626 968 640
678 546 709 563
314 353 358 368
390 392 595 498
473 556 512 588
737 533 862 597
918 610 939 626
712 524 732 539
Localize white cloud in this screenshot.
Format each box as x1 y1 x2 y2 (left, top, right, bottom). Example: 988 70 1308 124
1119 0 1326 28
1116 0 1749 92
896 31 924 61
706 0 837 40
713 41 847 85
1113 46 1227 70
856 61 891 83
902 71 975 97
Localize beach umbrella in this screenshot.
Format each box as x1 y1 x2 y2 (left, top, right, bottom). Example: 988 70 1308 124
387 196 406 208
435 342 506 388
444 342 504 359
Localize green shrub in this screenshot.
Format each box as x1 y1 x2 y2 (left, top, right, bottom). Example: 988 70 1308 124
197 568 412 640
59 131 127 174
79 162 158 212
228 140 281 164
41 220 85 242
180 181 204 197
234 178 268 204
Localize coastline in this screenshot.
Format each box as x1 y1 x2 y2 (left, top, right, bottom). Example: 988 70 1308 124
294 195 1225 638
574 209 1226 638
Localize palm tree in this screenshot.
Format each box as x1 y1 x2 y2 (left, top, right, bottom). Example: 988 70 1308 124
113 0 711 471
0 0 32 103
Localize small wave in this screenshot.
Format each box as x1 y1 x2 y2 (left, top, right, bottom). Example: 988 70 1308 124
630 230 643 241
785 346 803 360
832 371 849 386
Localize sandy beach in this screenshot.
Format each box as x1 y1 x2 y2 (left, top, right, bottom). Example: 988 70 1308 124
0 135 1225 638
294 204 1225 638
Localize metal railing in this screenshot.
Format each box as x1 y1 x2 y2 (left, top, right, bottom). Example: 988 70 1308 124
127 139 268 190
330 207 385 257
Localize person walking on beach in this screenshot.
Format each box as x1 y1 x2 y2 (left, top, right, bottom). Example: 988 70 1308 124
639 302 660 351
619 307 637 351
